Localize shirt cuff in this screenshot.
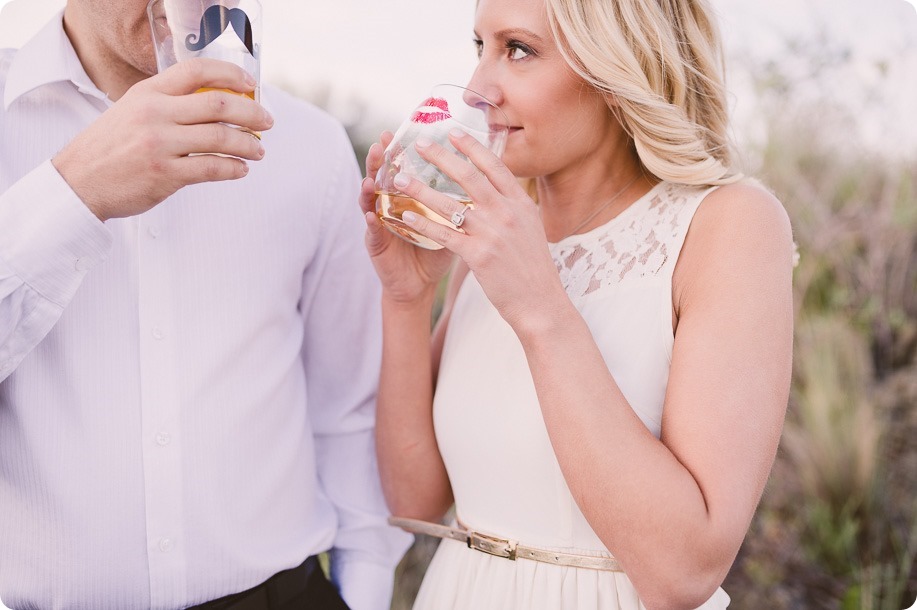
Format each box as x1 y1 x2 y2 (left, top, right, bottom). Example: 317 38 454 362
0 160 111 305
330 554 399 610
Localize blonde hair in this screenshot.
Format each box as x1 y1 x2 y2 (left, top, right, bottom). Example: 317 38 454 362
545 0 740 185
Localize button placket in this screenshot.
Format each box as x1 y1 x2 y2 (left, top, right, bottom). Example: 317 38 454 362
137 210 188 606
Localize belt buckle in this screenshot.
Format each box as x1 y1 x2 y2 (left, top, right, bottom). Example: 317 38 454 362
467 530 517 560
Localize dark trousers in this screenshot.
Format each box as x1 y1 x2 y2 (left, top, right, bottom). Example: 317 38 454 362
186 556 350 610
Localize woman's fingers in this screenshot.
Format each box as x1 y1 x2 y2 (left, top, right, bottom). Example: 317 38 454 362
448 129 519 196
365 142 384 180
363 210 390 257
359 176 378 215
411 134 520 209
392 172 472 231
365 130 395 179
392 174 470 254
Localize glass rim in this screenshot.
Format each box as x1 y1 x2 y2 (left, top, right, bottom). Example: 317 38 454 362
427 83 509 134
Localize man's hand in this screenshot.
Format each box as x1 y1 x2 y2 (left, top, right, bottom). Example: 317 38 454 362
52 58 275 222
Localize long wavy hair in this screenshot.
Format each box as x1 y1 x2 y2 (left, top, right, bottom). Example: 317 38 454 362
545 0 740 185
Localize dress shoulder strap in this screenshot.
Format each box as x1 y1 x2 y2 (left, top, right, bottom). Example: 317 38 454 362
654 183 719 282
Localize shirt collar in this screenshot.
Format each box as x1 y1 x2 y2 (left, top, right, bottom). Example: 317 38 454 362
4 10 108 110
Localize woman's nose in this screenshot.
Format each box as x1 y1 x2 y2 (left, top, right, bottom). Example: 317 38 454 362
465 63 503 110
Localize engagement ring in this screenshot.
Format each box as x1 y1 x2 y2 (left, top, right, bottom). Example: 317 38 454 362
451 207 468 228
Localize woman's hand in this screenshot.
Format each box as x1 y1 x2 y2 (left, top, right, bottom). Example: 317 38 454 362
359 131 456 304
392 130 568 336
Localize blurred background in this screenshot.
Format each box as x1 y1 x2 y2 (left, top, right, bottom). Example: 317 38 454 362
1 0 915 608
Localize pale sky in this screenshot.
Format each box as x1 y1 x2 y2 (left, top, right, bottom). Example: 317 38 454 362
1 0 916 158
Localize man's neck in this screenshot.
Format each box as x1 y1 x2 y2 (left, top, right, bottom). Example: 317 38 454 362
62 5 147 101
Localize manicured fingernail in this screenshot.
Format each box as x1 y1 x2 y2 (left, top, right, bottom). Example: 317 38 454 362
402 211 417 223
394 173 410 188
241 162 249 174
244 71 257 87
415 137 432 149
449 128 465 138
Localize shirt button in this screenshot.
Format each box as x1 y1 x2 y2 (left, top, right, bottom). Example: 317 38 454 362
74 257 90 272
152 326 164 340
155 432 171 446
0 361 11 371
148 226 161 238
158 537 174 553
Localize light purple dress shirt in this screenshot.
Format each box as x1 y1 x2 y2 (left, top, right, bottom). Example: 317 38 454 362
0 12 411 610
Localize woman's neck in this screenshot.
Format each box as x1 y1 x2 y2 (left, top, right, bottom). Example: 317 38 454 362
535 147 654 242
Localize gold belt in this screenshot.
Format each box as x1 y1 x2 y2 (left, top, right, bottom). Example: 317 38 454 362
389 516 623 572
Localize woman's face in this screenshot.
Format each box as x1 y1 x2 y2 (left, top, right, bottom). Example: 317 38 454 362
468 0 622 179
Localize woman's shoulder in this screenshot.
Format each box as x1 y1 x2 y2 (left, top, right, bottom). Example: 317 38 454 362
698 179 792 240
674 179 795 295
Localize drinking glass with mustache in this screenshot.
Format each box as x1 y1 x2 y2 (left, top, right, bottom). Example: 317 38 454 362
375 84 508 250
148 0 262 138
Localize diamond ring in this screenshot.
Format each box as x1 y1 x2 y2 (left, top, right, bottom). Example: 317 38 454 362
451 206 468 228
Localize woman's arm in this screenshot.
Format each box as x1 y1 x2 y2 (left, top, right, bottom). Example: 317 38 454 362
359 132 464 521
375 261 471 521
518 183 793 609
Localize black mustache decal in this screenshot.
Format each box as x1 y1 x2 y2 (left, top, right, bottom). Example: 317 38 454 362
185 5 256 57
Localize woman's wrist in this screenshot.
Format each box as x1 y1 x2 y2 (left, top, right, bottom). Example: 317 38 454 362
511 291 580 348
381 288 437 316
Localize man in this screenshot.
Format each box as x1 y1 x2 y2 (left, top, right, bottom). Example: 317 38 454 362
0 1 411 608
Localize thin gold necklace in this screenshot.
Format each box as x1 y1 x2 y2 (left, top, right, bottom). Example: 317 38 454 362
556 174 641 241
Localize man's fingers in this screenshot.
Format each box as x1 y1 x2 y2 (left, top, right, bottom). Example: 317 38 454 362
171 123 266 160
175 154 250 186
170 88 273 134
151 57 256 97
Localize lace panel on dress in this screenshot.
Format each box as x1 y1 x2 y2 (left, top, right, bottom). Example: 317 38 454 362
550 183 697 299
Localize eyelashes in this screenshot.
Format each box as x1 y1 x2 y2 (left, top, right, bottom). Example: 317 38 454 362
473 37 483 58
507 41 534 60
472 38 537 61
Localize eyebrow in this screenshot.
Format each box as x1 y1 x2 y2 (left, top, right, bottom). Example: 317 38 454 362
474 27 546 42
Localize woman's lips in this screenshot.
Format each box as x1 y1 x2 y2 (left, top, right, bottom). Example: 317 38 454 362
411 97 452 124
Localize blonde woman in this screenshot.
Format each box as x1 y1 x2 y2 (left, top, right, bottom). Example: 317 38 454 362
358 0 794 607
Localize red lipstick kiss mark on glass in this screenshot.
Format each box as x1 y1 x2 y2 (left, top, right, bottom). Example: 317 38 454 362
411 97 452 124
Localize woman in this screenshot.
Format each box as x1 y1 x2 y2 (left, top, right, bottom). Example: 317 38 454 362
358 0 794 607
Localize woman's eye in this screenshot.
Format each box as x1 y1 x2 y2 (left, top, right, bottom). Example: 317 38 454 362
473 39 483 59
508 43 533 60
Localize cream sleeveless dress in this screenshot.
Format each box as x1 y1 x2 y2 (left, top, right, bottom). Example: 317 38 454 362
413 182 732 609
